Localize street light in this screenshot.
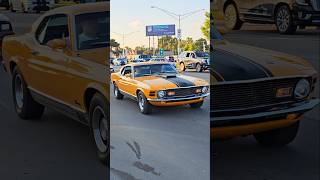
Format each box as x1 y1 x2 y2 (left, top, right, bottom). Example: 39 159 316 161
151 6 205 55
112 31 139 57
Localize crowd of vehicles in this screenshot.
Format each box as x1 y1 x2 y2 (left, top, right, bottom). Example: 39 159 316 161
1 2 110 164
211 26 319 145
8 0 55 13
218 0 320 34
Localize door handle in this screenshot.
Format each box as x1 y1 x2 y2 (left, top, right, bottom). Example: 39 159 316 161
31 50 39 56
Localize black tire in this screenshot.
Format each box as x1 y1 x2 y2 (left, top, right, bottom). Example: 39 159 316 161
12 67 44 119
113 83 123 100
137 91 152 114
89 93 109 165
275 5 297 34
224 3 243 30
196 63 203 72
254 121 299 146
180 62 186 71
190 101 203 108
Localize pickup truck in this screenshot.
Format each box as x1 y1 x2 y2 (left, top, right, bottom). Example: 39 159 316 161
178 51 210 72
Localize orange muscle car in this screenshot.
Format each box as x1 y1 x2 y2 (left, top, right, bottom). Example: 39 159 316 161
2 2 110 164
111 62 209 114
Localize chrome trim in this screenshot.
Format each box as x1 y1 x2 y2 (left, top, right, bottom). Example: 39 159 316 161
148 93 209 102
212 75 312 85
162 85 209 91
211 99 319 122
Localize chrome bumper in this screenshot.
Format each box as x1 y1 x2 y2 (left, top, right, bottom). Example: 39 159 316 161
148 93 209 102
211 99 319 126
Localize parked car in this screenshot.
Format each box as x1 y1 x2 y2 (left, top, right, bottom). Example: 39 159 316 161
132 54 152 62
0 14 14 66
219 0 320 34
211 26 319 146
9 0 55 13
178 51 210 72
2 2 110 164
111 62 209 114
113 57 127 66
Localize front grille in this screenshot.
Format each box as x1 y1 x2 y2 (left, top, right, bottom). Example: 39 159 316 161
164 86 204 98
311 0 320 11
211 77 310 111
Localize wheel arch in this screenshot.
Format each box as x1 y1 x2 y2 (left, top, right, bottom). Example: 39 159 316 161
223 0 237 13
83 85 108 114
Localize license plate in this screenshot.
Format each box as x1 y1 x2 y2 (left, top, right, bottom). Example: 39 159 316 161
276 87 293 98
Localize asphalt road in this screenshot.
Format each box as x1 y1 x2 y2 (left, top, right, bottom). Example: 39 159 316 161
0 11 108 179
211 24 320 180
110 68 210 180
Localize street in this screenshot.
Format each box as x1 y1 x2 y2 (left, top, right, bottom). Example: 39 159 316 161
212 24 320 180
0 11 107 179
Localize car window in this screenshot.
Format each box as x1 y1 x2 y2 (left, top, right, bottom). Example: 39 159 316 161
36 15 69 45
121 66 132 76
186 53 190 58
35 16 50 44
75 11 109 50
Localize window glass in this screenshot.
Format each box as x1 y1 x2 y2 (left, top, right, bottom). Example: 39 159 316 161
121 66 132 76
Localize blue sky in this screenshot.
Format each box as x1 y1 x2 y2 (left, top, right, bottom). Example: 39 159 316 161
111 0 209 48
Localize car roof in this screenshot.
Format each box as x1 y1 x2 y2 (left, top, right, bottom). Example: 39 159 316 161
130 62 171 67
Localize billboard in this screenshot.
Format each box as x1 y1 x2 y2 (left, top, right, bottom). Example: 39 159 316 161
146 24 175 36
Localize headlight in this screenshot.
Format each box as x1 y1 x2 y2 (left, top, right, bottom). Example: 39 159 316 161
294 79 310 99
157 90 165 98
202 86 208 93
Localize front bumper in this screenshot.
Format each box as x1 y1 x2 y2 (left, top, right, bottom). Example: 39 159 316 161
148 93 209 102
292 4 320 26
211 98 319 127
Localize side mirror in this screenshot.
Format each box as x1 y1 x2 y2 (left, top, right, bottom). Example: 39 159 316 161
48 39 67 50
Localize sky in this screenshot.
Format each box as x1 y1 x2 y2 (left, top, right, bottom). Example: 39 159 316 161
111 0 209 48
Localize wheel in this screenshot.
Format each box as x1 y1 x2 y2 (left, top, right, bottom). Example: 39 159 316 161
224 3 243 30
275 5 297 34
113 83 123 100
89 93 109 165
196 63 203 72
180 62 186 71
12 67 45 119
137 91 152 114
254 121 299 146
189 101 203 108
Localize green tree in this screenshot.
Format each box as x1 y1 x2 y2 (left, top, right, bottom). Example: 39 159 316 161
201 12 210 41
194 38 209 52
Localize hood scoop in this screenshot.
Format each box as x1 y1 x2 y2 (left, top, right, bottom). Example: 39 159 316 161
156 73 177 79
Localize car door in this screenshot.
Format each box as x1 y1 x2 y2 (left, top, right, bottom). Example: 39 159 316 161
27 14 71 103
117 66 136 96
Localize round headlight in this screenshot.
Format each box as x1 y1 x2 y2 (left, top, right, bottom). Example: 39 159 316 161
202 86 208 93
157 90 165 98
294 79 310 99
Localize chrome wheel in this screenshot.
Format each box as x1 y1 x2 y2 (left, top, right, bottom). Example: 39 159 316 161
276 7 290 32
138 94 144 111
92 106 108 153
225 4 237 29
114 85 118 97
14 74 24 109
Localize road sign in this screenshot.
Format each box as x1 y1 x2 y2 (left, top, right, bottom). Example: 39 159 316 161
159 48 164 56
177 28 181 39
146 25 175 36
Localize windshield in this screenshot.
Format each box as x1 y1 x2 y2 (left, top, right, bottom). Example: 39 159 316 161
211 26 223 40
195 52 209 58
134 64 177 77
75 11 109 50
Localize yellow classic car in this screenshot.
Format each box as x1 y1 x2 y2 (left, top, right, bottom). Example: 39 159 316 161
2 2 110 164
211 26 319 146
111 62 210 114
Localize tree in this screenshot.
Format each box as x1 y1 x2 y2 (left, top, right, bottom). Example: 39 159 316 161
201 11 210 41
194 38 209 52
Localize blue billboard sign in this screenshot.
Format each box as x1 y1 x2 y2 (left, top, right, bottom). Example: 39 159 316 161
146 24 175 36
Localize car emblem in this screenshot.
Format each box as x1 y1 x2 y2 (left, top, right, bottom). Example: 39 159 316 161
276 87 293 98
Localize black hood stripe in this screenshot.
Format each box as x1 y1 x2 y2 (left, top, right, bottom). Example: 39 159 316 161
163 76 195 87
212 49 271 81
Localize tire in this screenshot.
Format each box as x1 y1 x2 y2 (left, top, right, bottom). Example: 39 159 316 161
137 91 152 114
180 62 186 71
189 101 203 108
196 63 203 72
89 93 109 165
12 67 45 119
275 5 297 34
113 83 123 100
254 121 299 146
224 3 243 30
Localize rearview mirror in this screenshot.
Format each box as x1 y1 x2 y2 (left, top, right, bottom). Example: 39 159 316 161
48 39 67 50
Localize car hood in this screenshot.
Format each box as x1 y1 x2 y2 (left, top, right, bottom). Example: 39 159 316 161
135 74 208 90
211 42 317 83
